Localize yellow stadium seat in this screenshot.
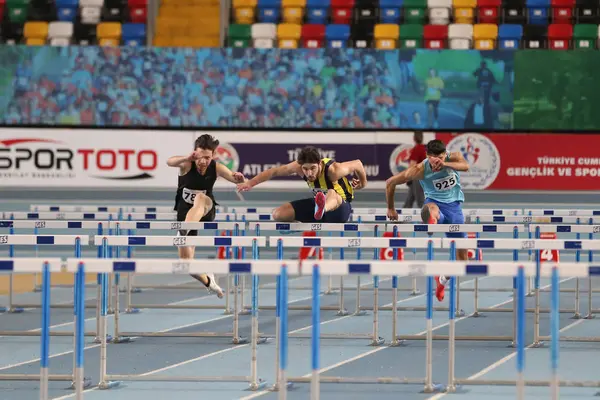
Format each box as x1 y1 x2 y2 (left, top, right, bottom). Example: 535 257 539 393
235 7 255 24
452 0 476 23
282 0 306 6
277 22 301 47
99 38 119 46
473 23 498 50
282 7 303 23
97 22 122 39
233 0 257 7
26 38 46 46
153 36 172 46
24 22 49 39
374 24 399 49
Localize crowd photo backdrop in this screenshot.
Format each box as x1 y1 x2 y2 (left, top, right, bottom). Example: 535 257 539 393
0 46 514 131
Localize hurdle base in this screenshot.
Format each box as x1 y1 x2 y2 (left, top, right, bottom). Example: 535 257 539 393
585 313 596 320
455 378 600 387
530 340 545 348
124 308 140 314
388 339 407 347
287 376 427 385
238 310 251 316
6 307 25 314
94 335 113 344
232 336 249 345
420 383 445 394
0 307 6 313
353 310 368 316
571 313 582 319
470 311 486 318
409 290 421 296
247 379 267 391
269 382 294 392
223 308 233 315
120 287 142 293
256 337 269 345
370 337 385 346
97 380 122 390
336 309 349 316
539 335 600 343
397 334 514 342
111 336 134 344
456 309 466 317
68 377 92 390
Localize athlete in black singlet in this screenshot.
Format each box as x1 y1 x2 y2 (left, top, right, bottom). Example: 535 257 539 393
167 134 245 298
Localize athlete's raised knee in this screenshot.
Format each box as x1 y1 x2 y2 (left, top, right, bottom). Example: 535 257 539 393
272 204 295 221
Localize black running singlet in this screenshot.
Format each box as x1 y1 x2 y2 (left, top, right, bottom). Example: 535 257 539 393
178 160 218 207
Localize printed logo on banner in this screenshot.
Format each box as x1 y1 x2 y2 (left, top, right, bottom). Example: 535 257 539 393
446 133 500 189
214 143 240 173
388 143 414 174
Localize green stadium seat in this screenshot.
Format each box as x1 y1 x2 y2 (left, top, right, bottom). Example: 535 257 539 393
399 23 423 48
572 24 597 49
404 0 427 24
228 23 252 47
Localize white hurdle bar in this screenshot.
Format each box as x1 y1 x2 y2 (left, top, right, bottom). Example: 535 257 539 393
0 258 91 396
64 258 271 392
93 235 268 346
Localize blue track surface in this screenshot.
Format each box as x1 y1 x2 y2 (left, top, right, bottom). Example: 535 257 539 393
1 199 599 400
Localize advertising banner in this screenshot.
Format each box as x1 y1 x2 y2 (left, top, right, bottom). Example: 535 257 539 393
207 131 436 189
0 128 192 188
436 133 600 191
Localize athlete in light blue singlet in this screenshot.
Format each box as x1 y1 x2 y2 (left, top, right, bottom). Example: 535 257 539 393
385 139 470 302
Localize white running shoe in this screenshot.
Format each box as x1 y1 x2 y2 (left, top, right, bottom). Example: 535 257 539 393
206 273 224 298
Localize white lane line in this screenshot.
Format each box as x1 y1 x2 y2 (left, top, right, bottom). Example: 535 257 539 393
239 277 573 400
427 302 585 400
50 276 392 400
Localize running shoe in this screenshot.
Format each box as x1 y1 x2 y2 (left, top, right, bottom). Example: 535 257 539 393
434 276 445 302
206 273 224 298
314 191 326 220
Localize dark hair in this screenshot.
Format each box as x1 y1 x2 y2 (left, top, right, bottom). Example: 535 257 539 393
426 139 446 156
414 132 423 144
297 146 321 165
421 204 431 223
194 134 219 151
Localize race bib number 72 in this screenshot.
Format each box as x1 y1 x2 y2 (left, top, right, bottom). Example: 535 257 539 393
433 175 457 191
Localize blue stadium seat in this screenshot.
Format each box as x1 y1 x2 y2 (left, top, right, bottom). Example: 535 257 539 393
379 0 403 23
122 23 146 45
257 0 281 23
498 23 523 49
325 23 349 47
306 0 330 24
56 0 78 22
526 0 550 24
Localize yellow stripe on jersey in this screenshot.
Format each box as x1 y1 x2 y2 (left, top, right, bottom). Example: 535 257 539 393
304 158 354 202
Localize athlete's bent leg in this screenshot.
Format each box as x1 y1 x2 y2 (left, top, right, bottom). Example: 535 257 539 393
314 189 343 220
184 194 223 298
272 203 296 222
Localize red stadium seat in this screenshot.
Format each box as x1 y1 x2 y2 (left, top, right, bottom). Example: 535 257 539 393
477 0 500 23
130 7 147 23
551 0 574 22
424 24 448 48
301 24 325 47
331 0 355 24
548 23 573 49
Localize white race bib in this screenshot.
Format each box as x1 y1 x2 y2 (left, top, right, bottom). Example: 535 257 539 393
182 187 206 205
432 174 457 192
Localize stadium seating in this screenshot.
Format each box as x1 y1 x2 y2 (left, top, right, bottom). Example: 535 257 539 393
153 0 221 47
0 0 147 45
226 0 600 49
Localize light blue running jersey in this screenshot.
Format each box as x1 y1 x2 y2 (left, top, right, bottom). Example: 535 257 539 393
419 152 465 204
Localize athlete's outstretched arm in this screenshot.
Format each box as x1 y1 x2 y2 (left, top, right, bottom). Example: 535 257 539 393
216 163 245 184
385 163 425 211
443 152 470 172
328 160 368 189
237 162 301 191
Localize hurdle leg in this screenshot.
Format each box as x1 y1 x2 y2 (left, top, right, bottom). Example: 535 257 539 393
69 270 92 390
7 274 24 313
248 275 266 391
423 276 435 393
446 276 457 393
224 274 233 315
98 274 121 390
389 276 404 347
511 283 517 348
455 277 465 317
232 274 248 344
472 278 481 317
40 264 51 400
107 274 115 314
573 278 581 319
111 274 132 344
353 276 367 316
532 283 543 347
94 281 102 344
239 275 250 316
336 277 348 316
124 273 139 314
585 276 594 319
370 276 384 346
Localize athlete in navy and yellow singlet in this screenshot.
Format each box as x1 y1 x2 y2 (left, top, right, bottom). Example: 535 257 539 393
237 146 367 223
384 139 470 302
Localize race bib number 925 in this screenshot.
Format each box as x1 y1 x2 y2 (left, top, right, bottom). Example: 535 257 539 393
433 175 457 191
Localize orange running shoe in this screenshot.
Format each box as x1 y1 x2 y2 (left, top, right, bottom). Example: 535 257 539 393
434 276 445 302
314 191 326 220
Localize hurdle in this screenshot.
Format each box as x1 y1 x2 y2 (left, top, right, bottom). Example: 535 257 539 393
0 258 91 395
274 260 537 398
63 257 270 392
93 235 268 345
108 221 248 318
0 235 95 338
246 221 418 316
450 263 600 398
29 204 226 213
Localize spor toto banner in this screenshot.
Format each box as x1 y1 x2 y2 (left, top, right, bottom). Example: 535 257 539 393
436 133 600 190
0 129 192 187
